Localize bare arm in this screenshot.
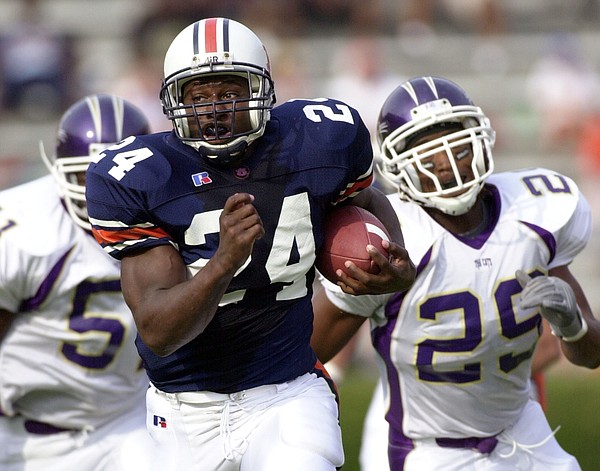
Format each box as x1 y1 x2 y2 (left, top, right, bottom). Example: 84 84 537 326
0 308 16 344
311 284 367 364
121 192 264 357
531 318 561 375
549 265 600 369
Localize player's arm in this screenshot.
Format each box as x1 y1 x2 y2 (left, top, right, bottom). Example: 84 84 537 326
518 265 600 369
548 266 600 369
0 308 17 343
121 192 264 357
311 284 366 364
342 186 416 295
531 319 561 376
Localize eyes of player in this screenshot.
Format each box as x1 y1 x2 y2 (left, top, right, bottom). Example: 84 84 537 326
454 146 471 160
420 145 472 170
183 78 250 106
191 89 243 104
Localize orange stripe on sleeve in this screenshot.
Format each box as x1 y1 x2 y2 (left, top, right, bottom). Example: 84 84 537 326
92 226 170 245
337 174 374 203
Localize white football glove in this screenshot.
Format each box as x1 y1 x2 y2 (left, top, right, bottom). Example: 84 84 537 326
516 270 588 342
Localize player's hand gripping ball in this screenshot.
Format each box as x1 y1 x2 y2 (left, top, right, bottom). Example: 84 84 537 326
317 206 390 284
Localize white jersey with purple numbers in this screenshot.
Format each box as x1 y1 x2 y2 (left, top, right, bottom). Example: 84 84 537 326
324 168 591 450
0 175 148 430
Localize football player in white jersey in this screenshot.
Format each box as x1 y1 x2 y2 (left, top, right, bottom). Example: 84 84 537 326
349 320 561 471
312 76 596 470
0 94 153 470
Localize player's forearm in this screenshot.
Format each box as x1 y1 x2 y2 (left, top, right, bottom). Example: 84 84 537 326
0 308 17 343
122 248 237 357
560 316 600 369
132 278 230 357
311 288 365 363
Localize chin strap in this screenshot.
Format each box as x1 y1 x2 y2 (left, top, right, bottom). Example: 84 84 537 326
196 140 249 167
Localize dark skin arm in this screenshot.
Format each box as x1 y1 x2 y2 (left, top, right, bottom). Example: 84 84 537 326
549 265 600 369
344 186 416 295
0 308 16 343
531 318 561 375
121 192 265 357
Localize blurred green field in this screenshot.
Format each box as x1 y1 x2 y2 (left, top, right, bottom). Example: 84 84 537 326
337 365 600 471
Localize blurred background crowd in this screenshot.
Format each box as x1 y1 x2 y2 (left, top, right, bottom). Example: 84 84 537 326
1 0 600 323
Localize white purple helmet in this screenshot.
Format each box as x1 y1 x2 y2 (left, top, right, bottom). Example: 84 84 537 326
40 94 150 230
160 18 275 165
377 76 495 215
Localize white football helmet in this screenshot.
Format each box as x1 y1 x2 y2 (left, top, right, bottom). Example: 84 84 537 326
160 18 275 165
40 94 150 230
377 76 495 215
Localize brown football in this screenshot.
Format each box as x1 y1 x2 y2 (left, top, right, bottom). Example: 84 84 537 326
317 206 390 283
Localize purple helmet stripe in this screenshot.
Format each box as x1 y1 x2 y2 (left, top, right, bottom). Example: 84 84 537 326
54 93 149 158
402 76 440 106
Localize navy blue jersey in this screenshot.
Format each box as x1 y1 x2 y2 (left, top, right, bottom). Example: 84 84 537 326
85 98 373 393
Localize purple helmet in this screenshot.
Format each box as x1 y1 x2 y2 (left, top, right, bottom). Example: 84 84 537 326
40 94 150 230
376 76 495 215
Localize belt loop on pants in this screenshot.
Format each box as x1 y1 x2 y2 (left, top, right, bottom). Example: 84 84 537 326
435 436 499 454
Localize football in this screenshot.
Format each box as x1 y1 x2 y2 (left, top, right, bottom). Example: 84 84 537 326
316 206 390 283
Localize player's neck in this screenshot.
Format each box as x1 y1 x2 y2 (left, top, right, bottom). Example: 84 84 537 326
427 193 489 237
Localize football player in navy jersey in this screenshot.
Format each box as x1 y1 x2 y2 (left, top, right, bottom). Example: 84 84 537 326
312 76 598 470
85 17 415 471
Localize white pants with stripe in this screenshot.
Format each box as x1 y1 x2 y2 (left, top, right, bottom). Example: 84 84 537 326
404 399 580 471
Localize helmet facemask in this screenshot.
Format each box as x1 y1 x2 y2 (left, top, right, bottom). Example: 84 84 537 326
161 69 273 165
40 143 106 231
160 18 276 166
379 101 495 216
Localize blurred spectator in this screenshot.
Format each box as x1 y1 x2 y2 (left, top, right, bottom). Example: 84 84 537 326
267 40 316 103
109 55 173 132
110 48 170 133
325 37 404 135
294 0 387 36
526 32 600 153
575 110 600 240
0 0 76 120
396 0 509 75
398 0 506 35
132 0 244 64
324 36 404 190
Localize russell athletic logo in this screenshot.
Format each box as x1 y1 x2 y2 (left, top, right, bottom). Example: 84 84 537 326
153 415 167 428
192 172 213 187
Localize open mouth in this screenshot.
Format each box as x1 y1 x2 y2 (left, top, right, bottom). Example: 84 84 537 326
440 177 459 190
202 124 232 140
